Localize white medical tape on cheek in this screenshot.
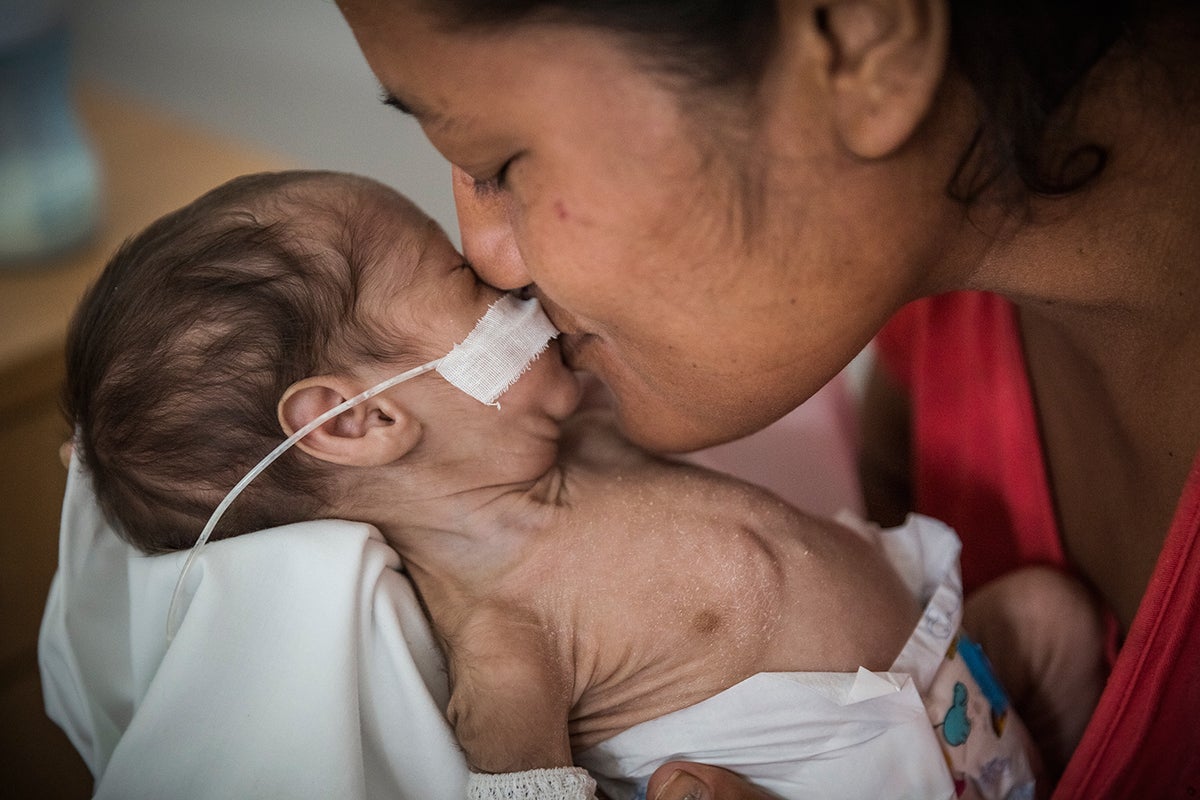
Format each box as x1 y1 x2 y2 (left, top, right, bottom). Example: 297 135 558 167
165 294 560 642
436 294 559 406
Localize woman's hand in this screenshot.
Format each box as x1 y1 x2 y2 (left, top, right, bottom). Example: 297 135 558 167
647 762 777 800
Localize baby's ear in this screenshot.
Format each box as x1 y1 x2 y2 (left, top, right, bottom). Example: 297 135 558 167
278 376 422 467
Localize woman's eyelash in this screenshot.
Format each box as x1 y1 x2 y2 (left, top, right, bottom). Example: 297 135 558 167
472 158 514 195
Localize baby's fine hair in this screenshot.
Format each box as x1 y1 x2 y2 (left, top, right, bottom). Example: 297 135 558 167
65 170 416 553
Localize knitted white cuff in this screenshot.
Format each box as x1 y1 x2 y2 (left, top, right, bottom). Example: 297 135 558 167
467 767 597 800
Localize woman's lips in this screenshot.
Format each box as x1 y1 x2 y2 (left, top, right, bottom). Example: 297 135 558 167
532 294 599 369
559 331 596 370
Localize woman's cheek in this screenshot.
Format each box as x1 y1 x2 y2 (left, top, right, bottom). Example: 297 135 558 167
522 204 606 310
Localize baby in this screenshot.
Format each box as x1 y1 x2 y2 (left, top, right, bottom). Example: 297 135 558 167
65 170 1097 800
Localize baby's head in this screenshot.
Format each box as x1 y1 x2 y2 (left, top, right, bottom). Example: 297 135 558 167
66 170 511 553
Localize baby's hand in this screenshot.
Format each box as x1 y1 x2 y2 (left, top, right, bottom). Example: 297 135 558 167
963 566 1106 780
647 762 777 800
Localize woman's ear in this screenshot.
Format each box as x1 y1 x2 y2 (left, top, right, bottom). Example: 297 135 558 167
278 376 423 467
801 0 949 158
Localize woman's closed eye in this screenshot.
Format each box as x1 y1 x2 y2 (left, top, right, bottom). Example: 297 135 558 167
470 156 516 196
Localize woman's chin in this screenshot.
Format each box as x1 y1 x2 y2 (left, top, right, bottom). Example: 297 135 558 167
610 401 710 454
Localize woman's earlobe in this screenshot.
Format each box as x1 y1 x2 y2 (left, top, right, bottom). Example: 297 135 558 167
278 376 423 467
818 0 949 158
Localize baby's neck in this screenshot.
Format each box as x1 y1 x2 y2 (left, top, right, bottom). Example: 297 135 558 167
377 459 569 603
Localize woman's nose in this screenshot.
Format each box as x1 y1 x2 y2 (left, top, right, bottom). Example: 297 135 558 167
451 165 532 291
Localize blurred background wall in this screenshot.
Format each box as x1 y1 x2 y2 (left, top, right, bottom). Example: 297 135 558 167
69 0 459 236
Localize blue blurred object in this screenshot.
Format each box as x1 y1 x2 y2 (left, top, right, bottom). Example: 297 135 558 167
1 2 101 266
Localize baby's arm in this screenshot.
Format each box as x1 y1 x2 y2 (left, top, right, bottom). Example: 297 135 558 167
963 566 1107 780
444 603 575 774
444 602 607 799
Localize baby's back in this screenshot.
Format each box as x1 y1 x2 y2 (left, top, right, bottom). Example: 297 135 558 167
521 413 920 750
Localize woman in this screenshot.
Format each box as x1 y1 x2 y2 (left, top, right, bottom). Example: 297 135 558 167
334 1 1200 797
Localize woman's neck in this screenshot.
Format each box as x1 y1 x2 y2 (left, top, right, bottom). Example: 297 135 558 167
954 15 1200 628
964 17 1200 355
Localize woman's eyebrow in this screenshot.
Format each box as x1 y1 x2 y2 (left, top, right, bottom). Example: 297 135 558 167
380 88 469 138
379 88 458 134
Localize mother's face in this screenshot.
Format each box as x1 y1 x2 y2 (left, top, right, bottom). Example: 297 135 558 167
337 1 964 452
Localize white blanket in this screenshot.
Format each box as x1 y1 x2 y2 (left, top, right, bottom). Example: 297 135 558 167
39 457 470 799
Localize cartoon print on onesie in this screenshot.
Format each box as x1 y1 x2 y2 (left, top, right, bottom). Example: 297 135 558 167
931 634 1033 800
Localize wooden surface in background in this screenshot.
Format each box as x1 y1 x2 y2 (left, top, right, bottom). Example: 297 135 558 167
0 84 289 798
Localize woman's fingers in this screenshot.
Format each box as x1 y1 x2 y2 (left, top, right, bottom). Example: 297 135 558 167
647 761 776 800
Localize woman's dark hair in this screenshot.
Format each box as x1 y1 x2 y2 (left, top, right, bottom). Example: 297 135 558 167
421 0 1170 203
425 0 779 95
64 170 412 553
945 0 1135 201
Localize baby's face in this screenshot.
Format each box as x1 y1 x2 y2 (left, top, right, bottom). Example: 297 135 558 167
354 182 582 428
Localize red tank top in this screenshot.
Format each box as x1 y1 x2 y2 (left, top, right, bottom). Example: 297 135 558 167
875 291 1200 798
